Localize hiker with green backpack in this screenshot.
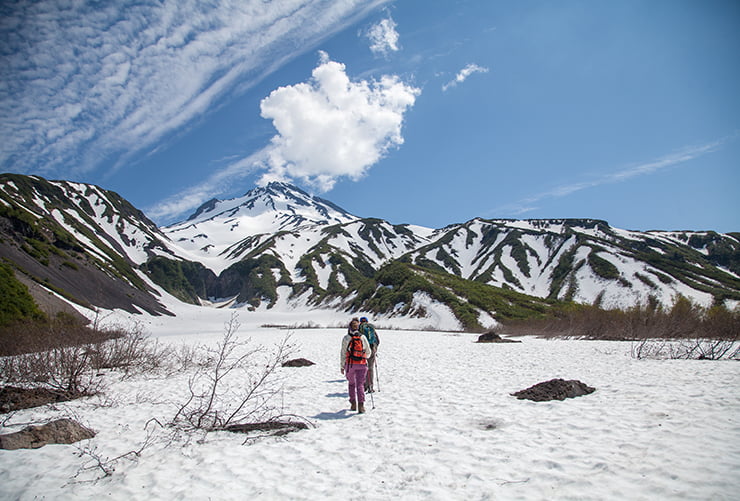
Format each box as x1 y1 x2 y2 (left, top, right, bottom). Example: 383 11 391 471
341 318 372 413
359 317 380 393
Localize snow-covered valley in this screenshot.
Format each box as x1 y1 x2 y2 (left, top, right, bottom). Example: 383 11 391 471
1 307 738 500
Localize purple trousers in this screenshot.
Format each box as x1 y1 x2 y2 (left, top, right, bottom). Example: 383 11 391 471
345 363 368 404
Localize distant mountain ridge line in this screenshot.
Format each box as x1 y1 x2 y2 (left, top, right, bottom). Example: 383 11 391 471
0 173 738 329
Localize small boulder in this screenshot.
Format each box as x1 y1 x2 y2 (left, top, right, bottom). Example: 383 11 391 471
0 418 95 450
476 332 521 343
511 378 595 402
282 358 315 367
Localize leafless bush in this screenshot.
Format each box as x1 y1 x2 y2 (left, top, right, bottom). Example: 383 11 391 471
1 343 103 396
171 313 294 433
0 315 118 357
71 418 163 482
167 342 213 372
503 296 739 345
632 337 739 360
86 322 170 378
0 319 171 398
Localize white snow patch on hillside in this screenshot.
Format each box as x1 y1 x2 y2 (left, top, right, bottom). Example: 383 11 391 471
51 209 110 263
315 260 331 290
448 229 478 278
612 227 648 241
477 310 498 329
408 291 462 331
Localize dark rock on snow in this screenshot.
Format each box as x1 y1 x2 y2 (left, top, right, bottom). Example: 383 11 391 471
0 386 76 413
512 378 595 401
225 421 309 436
282 358 315 367
0 418 95 450
476 332 521 343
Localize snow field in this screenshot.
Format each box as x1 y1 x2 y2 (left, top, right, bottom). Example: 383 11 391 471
1 326 739 500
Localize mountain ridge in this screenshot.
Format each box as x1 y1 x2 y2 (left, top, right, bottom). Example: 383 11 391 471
1 173 738 330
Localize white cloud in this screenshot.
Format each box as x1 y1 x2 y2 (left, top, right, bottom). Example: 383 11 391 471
147 51 420 221
442 63 489 91
0 0 391 177
147 150 267 222
257 52 420 191
491 139 727 217
366 17 400 56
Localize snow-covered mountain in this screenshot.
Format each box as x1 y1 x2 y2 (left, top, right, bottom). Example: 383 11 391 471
0 174 176 315
401 218 740 309
1 174 738 329
164 182 357 272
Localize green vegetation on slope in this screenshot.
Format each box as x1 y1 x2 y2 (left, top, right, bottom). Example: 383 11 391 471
0 260 45 326
349 261 560 330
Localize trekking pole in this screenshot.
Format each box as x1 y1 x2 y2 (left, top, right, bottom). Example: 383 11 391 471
375 354 381 392
369 385 375 409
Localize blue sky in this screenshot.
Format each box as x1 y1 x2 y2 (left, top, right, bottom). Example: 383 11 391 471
1 0 738 232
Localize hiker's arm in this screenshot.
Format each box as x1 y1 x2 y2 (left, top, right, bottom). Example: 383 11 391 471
340 336 349 372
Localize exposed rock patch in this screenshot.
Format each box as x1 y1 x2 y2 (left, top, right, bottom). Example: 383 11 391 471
0 418 95 450
0 386 77 413
512 378 595 401
282 358 315 367
476 332 521 343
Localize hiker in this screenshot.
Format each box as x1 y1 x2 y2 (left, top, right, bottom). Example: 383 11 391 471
359 316 380 393
341 317 372 413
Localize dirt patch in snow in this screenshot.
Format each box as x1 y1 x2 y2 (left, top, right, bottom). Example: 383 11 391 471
282 358 315 367
225 420 309 436
0 386 80 413
511 379 595 401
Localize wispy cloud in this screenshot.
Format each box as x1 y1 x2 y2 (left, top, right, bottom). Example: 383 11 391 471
0 0 390 178
442 63 489 91
147 150 267 223
491 139 728 217
148 51 420 221
365 16 400 57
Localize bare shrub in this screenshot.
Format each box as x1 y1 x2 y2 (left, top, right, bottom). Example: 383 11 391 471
504 297 739 344
171 313 295 433
71 419 163 482
0 315 117 357
87 322 169 378
1 344 103 396
632 337 739 360
0 318 170 399
167 342 212 372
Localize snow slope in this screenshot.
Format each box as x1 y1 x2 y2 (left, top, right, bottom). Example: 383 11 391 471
1 313 738 500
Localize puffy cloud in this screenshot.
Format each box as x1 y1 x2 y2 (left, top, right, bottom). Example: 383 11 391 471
442 63 489 91
257 52 420 191
366 17 400 56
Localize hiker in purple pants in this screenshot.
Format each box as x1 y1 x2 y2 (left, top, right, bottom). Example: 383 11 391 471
340 318 372 413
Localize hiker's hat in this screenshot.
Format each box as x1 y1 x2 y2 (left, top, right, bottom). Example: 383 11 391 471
360 317 368 322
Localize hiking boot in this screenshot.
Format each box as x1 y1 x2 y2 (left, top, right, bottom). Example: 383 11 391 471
350 401 357 411
358 403 365 413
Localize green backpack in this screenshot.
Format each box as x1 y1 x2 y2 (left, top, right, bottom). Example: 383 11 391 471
361 323 378 345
